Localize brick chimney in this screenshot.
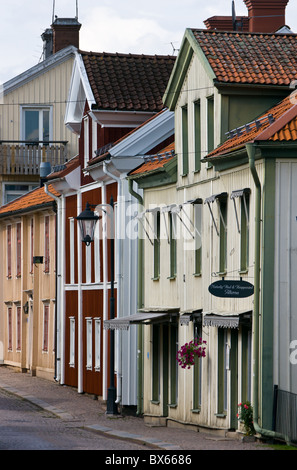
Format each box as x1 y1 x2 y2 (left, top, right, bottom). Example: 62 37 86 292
204 16 249 31
243 0 289 32
51 17 81 54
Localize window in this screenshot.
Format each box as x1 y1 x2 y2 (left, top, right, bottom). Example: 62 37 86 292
181 105 189 176
43 305 49 352
169 325 178 406
152 325 160 402
240 193 250 272
207 96 214 153
205 193 228 274
84 115 90 168
22 107 51 142
194 100 201 172
153 210 160 280
3 184 38 205
207 96 214 169
7 225 12 278
86 317 92 370
69 317 75 367
193 321 203 410
219 197 228 274
94 318 101 371
8 307 12 351
217 328 228 415
69 218 75 284
44 216 50 273
194 202 202 276
16 306 21 351
231 189 250 272
16 222 21 277
169 211 177 279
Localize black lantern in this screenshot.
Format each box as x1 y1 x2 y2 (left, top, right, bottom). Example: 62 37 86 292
76 202 99 246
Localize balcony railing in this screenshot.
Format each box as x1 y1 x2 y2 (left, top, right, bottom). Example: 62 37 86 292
0 141 68 175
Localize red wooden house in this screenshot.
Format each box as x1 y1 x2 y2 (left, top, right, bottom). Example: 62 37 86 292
47 49 175 405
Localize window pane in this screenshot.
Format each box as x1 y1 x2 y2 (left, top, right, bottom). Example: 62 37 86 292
43 110 50 141
25 110 39 141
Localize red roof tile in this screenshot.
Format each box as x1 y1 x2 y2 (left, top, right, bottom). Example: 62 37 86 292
206 95 297 158
81 51 176 112
129 142 175 176
192 30 297 86
0 185 60 217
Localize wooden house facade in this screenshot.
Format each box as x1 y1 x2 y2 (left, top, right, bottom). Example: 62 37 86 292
128 3 297 442
0 185 59 379
47 50 175 404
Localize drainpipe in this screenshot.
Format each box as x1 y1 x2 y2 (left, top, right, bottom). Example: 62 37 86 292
44 183 61 383
128 178 144 415
246 143 290 444
103 161 123 406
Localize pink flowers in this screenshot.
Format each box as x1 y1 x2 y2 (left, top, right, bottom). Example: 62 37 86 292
176 338 207 369
237 401 255 436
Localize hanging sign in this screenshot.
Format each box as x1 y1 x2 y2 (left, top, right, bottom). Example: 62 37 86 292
208 279 254 298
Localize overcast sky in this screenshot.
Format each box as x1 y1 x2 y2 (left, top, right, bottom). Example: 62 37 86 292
1 0 297 84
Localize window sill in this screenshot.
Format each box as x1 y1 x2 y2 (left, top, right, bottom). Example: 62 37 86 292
151 276 160 282
217 271 227 277
238 269 248 275
215 413 227 419
168 403 177 408
150 400 160 405
191 408 201 414
193 273 201 277
167 275 176 281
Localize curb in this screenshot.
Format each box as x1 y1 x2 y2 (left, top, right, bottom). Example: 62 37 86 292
0 382 181 451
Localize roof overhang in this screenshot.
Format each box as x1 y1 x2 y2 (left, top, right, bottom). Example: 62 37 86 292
64 51 96 134
3 46 77 95
86 109 174 181
89 110 155 128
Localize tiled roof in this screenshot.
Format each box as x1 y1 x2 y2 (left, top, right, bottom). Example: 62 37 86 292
206 95 297 158
81 51 176 112
192 29 297 85
0 185 60 217
129 142 175 176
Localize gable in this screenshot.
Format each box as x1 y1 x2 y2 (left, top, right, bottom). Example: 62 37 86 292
164 28 297 111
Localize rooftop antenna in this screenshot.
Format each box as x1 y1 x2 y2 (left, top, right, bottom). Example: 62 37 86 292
76 0 79 19
52 0 55 23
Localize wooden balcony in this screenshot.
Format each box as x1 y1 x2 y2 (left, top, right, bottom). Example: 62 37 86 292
0 141 68 175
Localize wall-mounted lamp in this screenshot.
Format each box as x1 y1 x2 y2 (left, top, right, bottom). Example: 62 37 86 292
76 202 100 246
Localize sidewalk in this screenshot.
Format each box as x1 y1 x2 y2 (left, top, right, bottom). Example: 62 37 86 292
0 366 270 451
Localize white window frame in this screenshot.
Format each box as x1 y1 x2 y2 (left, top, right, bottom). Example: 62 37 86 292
94 318 101 371
83 115 90 168
69 218 75 284
86 317 92 370
21 105 53 142
69 316 75 368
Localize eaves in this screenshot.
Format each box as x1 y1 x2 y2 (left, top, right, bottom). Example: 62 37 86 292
128 156 177 189
203 141 297 172
0 201 56 220
3 46 77 95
